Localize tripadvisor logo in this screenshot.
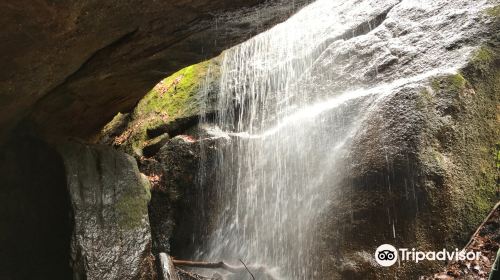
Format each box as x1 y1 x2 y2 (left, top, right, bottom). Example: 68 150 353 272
374 244 481 267
375 244 398 267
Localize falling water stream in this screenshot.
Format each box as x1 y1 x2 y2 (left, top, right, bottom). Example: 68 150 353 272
193 0 488 279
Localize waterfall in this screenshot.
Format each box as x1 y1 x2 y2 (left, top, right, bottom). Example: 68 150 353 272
195 0 484 279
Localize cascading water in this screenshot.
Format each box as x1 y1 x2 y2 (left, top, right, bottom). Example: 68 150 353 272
194 0 488 279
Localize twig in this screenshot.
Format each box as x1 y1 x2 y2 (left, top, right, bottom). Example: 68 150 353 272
172 258 259 279
172 259 241 273
239 259 255 280
462 201 500 251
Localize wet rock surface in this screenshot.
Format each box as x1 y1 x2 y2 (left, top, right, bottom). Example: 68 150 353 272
59 142 154 280
135 126 229 279
300 0 497 100
317 28 500 280
153 1 498 279
146 132 229 257
60 1 500 279
226 1 500 279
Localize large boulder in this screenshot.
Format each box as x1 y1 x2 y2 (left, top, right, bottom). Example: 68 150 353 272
59 143 154 280
314 7 500 279
147 130 229 258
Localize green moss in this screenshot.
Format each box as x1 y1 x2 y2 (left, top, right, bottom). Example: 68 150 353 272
114 57 221 155
102 113 125 132
465 164 497 224
450 74 466 88
496 143 500 168
421 40 500 248
457 41 500 236
485 5 500 18
101 56 221 155
431 73 466 95
134 59 214 121
116 175 151 230
469 46 495 74
132 117 164 145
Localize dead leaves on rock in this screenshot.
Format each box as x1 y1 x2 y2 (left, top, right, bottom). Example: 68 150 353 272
424 203 500 279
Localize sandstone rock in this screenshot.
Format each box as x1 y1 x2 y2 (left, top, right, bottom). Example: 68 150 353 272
59 142 153 280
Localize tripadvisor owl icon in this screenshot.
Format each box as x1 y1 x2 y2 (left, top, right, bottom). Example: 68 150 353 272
375 244 398 267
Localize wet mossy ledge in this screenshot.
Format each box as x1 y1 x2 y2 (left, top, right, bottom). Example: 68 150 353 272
98 57 221 158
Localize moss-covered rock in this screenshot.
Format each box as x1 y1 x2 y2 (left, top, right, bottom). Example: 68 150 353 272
431 73 467 96
59 142 153 280
134 58 220 120
116 173 152 230
486 5 500 18
97 112 131 145
318 29 500 280
99 57 221 158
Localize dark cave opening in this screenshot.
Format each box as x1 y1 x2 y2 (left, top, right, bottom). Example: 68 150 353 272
0 135 73 280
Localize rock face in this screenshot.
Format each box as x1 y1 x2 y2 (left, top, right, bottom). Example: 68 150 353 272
96 57 225 262
118 1 498 279
322 67 500 279
59 143 154 280
310 4 500 279
11 1 496 279
144 132 228 258
0 0 310 141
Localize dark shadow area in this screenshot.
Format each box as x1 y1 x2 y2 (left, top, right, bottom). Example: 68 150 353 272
0 134 72 280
